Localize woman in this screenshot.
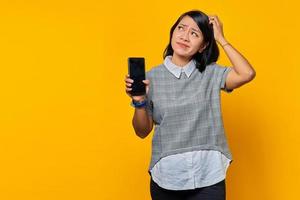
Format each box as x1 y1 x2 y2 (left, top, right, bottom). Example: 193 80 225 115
125 10 255 200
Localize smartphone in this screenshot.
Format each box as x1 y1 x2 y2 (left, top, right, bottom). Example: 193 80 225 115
128 57 146 96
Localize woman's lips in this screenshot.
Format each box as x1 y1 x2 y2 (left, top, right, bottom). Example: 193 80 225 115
176 42 190 48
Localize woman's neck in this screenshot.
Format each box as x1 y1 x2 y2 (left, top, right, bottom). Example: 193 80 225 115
171 54 191 67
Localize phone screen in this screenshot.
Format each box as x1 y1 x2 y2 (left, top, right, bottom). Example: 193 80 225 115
128 57 146 96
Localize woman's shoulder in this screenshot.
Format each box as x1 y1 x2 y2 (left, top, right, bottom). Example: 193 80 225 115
146 63 165 77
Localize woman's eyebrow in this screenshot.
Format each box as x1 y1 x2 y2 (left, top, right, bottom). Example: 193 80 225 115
179 23 201 33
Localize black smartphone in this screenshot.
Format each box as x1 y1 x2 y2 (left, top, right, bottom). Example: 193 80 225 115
128 57 146 96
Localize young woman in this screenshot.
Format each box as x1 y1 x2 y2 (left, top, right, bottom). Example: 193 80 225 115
125 10 255 200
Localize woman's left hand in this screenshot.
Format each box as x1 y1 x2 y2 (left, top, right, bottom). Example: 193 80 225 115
208 15 227 45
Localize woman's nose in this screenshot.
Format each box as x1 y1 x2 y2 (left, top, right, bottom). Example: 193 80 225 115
180 31 189 41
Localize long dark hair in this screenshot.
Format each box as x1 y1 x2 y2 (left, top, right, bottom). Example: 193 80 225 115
163 10 219 73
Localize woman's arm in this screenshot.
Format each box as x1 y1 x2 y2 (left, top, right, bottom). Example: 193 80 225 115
209 15 256 90
132 105 153 139
125 75 153 138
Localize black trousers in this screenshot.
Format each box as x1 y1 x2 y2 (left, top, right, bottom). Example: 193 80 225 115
150 177 226 200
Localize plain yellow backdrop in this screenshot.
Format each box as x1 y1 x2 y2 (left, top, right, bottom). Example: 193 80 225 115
0 0 299 199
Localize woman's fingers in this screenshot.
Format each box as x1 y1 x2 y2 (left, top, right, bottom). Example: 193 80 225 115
143 79 150 85
125 88 132 97
125 76 150 97
210 19 216 26
125 75 134 85
125 74 133 97
125 75 148 85
214 15 222 24
208 15 215 21
209 15 222 27
208 16 216 27
214 17 220 27
143 80 150 94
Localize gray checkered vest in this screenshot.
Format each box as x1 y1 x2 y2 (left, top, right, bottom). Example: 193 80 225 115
145 63 234 175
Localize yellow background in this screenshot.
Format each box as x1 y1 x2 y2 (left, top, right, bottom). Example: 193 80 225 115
0 0 299 199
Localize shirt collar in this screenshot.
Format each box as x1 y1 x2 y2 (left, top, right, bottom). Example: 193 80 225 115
163 55 196 79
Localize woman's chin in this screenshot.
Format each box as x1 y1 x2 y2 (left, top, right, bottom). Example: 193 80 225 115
173 50 191 58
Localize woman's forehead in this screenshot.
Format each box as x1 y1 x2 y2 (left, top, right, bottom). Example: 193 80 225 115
179 16 200 31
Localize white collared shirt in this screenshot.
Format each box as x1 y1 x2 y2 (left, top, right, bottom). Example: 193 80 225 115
163 55 196 79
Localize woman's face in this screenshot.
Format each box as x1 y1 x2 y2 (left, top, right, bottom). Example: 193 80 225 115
171 15 207 59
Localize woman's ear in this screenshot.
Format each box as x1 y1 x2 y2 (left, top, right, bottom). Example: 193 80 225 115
198 42 209 53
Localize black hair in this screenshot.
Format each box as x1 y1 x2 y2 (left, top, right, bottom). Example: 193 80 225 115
163 10 219 73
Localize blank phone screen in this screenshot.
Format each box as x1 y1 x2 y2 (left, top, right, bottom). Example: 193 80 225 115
128 57 146 96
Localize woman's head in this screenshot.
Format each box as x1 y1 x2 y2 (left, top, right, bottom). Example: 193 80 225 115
163 10 219 72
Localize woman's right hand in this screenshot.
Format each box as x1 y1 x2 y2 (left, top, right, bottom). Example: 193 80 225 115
125 74 150 102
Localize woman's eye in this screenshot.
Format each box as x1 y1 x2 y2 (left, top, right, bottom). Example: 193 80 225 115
178 26 183 30
192 32 198 37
